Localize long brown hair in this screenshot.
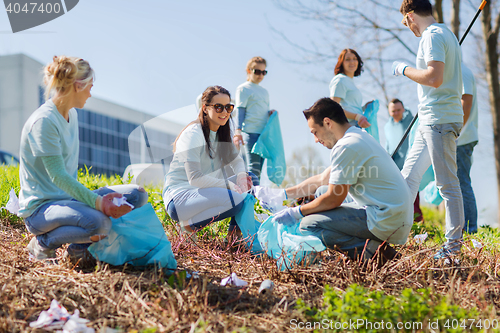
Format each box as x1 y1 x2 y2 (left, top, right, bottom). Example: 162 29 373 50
334 49 363 77
173 86 236 164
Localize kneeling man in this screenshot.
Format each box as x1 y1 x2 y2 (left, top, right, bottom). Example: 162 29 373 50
263 98 413 262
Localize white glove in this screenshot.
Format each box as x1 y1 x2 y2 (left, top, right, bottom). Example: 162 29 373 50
392 61 408 76
253 186 287 212
273 206 303 226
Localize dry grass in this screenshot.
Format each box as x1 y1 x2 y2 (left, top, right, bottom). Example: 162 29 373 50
1 215 500 333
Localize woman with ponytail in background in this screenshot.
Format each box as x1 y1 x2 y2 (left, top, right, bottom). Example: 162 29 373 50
19 56 148 265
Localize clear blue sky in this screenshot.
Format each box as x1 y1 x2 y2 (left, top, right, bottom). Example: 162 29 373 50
1 0 497 226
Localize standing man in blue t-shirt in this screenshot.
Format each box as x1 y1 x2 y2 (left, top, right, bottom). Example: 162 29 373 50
393 0 464 259
385 98 414 170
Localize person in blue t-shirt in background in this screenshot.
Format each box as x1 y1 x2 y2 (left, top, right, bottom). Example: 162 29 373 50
233 56 276 180
384 98 424 222
457 64 479 233
330 49 372 129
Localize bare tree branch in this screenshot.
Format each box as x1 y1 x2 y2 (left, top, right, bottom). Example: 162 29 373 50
332 3 417 57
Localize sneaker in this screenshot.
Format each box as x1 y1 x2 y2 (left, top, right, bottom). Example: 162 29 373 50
27 237 57 264
433 246 460 260
64 243 96 268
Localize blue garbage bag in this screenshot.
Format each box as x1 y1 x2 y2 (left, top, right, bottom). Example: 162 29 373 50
251 112 286 186
234 193 263 254
422 180 444 206
88 203 177 273
363 100 380 142
257 216 326 270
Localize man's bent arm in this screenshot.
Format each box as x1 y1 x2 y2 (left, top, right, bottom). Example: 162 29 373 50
300 183 350 216
404 61 444 88
461 94 473 125
286 166 331 199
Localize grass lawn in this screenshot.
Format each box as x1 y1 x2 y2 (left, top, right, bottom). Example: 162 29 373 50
1 165 499 332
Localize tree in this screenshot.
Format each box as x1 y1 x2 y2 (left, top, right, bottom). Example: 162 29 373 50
481 0 500 218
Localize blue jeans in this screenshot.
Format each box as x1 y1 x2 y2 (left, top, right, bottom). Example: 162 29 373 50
402 123 464 248
25 185 148 250
166 173 259 231
457 141 478 233
243 133 264 179
298 186 381 259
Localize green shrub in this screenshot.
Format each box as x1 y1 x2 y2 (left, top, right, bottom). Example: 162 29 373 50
0 165 22 222
295 283 489 332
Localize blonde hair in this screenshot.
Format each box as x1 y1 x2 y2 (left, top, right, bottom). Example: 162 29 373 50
245 56 266 80
43 56 94 100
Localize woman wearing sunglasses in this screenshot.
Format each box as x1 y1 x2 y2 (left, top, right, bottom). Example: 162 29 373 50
163 86 256 239
329 49 371 128
233 56 275 180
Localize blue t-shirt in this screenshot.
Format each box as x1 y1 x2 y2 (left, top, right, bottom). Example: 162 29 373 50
457 64 478 146
18 100 79 217
384 109 414 170
329 73 363 121
329 127 413 244
235 81 270 134
416 23 463 125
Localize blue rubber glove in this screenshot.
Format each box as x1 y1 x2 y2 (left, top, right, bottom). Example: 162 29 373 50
392 61 408 76
273 206 304 226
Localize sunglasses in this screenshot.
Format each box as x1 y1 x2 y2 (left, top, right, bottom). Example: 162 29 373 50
206 103 235 113
402 10 414 26
251 69 268 76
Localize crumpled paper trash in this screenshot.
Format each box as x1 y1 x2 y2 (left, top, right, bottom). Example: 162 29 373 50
221 273 248 287
29 299 94 332
253 186 285 213
471 239 483 249
112 197 134 208
413 233 428 244
1 188 19 215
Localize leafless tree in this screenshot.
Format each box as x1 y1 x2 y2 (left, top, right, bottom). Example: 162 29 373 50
481 0 500 219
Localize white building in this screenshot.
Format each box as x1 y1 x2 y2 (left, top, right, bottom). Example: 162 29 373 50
0 53 184 176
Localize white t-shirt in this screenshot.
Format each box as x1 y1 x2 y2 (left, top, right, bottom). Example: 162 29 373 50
329 73 363 119
457 64 479 146
163 123 245 204
235 81 270 134
329 127 413 244
416 23 463 125
18 99 79 217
